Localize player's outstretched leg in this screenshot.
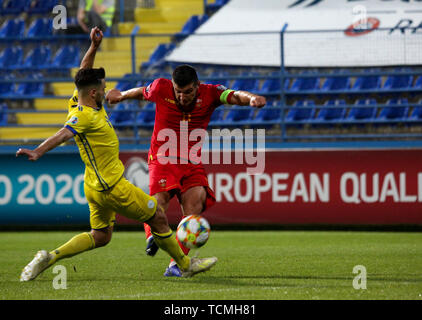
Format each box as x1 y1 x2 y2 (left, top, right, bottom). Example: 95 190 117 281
20 232 96 281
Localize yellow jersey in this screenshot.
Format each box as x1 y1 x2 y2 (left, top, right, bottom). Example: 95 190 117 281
64 90 124 192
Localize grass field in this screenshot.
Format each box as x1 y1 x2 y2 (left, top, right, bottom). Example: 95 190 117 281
0 230 421 300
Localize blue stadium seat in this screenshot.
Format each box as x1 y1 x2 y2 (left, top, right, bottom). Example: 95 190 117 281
285 100 316 125
320 76 351 92
206 0 229 11
136 103 156 126
259 78 289 95
0 73 16 97
407 100 422 124
230 75 259 92
0 46 23 69
22 45 51 69
209 108 225 125
1 0 30 14
109 102 137 126
0 102 8 126
50 45 80 68
26 18 53 38
376 98 409 123
175 15 200 39
25 0 58 14
382 74 413 91
224 106 254 125
15 73 45 97
345 98 377 122
288 76 320 92
141 43 175 70
206 71 230 87
413 76 422 90
0 18 25 37
115 74 137 92
250 101 281 128
350 75 381 91
312 99 346 125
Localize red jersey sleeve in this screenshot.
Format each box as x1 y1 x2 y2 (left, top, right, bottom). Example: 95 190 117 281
142 78 165 102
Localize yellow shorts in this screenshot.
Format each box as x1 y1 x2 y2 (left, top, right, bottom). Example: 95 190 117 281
84 177 157 230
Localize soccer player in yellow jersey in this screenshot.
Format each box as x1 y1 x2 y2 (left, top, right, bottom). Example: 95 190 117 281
17 27 217 281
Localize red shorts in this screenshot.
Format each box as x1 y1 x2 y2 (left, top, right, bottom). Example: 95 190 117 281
148 159 216 211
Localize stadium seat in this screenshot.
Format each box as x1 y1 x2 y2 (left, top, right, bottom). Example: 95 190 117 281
223 106 254 125
141 43 175 70
22 45 51 69
175 15 200 39
320 76 351 92
109 102 137 127
209 108 225 125
345 98 377 123
205 71 230 87
259 78 290 95
115 74 138 92
285 99 316 125
376 98 409 123
0 73 16 97
250 101 281 128
26 18 53 38
0 46 23 70
350 75 382 91
136 103 156 126
382 74 413 91
206 0 229 12
50 45 80 69
15 73 45 97
25 0 58 14
1 0 29 14
312 99 347 125
0 102 8 126
288 76 320 93
0 18 25 37
230 75 260 92
407 99 422 124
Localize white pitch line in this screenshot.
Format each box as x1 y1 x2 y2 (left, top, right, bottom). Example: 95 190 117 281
97 286 290 300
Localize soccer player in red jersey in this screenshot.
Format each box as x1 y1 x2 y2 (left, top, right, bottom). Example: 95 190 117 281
106 65 266 276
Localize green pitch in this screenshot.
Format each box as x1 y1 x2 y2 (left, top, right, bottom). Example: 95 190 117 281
0 230 421 300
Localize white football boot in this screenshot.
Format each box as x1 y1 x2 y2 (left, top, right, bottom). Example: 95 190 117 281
181 257 218 278
20 250 53 281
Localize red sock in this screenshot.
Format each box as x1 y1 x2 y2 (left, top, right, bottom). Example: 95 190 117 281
144 223 152 239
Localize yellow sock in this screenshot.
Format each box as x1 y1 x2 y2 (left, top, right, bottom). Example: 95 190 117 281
48 232 95 266
152 230 190 271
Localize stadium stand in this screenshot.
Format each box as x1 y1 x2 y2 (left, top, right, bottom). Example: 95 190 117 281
0 0 422 145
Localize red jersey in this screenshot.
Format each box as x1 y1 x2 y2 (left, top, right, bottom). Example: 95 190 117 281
142 78 233 164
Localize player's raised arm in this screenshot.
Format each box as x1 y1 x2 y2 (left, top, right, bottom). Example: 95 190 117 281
106 87 145 104
80 27 103 69
16 127 74 161
229 90 266 108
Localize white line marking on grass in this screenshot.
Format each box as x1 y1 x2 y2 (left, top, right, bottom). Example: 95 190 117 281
98 286 287 300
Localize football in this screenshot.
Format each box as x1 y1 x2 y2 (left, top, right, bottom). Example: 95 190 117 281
176 215 211 249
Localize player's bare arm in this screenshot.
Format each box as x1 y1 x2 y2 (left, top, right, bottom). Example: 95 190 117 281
230 90 266 108
16 127 74 161
106 87 145 104
80 27 103 69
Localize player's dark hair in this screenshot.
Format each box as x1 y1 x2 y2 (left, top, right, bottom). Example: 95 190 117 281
74 68 105 90
172 64 198 87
